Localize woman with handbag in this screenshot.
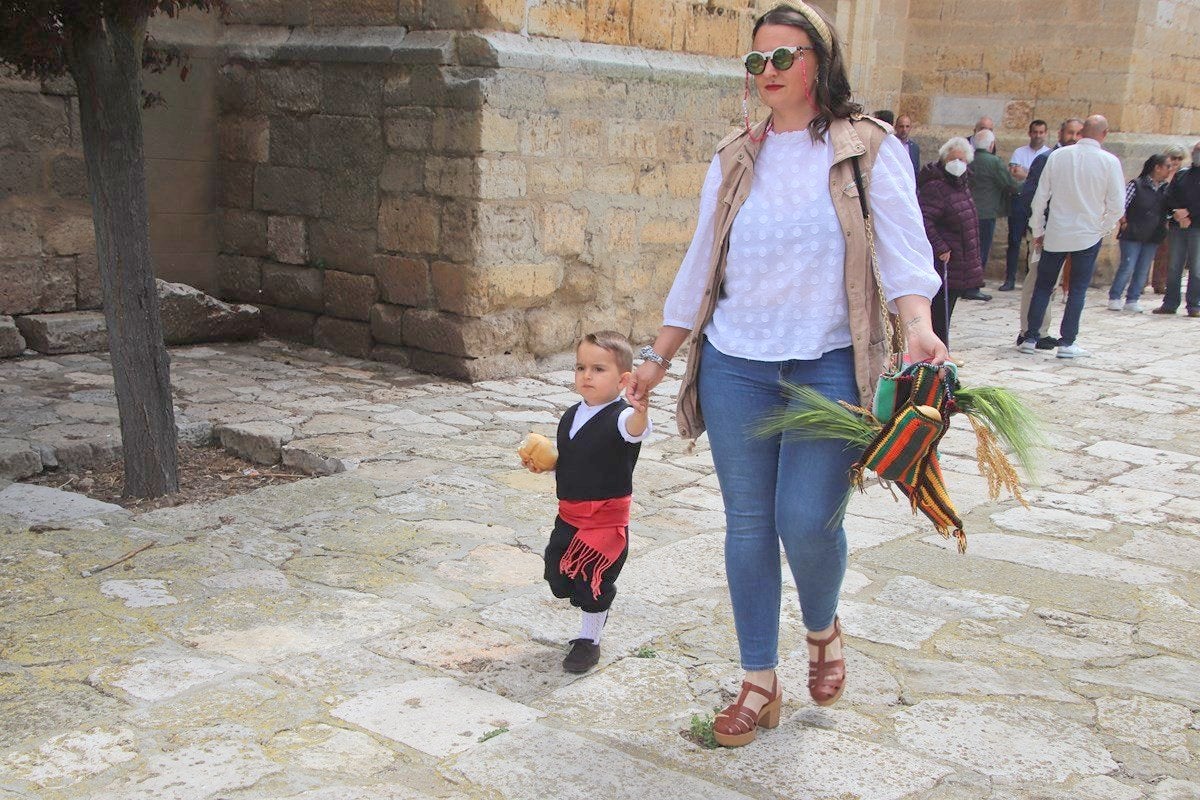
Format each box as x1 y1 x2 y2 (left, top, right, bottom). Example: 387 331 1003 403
625 2 945 748
1108 154 1171 313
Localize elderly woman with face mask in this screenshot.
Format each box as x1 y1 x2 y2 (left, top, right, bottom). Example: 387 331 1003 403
626 2 945 748
917 137 984 349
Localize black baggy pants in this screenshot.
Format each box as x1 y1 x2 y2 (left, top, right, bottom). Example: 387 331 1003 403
543 516 629 614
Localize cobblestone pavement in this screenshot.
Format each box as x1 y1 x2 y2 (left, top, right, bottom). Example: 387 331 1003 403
1 292 1199 800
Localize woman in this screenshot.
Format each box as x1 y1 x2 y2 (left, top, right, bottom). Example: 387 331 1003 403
1109 154 1171 312
626 2 945 748
1151 145 1188 294
917 137 984 348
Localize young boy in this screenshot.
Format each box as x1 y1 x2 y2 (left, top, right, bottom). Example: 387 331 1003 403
522 331 652 673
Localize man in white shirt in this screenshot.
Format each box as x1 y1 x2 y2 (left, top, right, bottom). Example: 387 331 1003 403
1009 119 1051 179
1020 115 1125 358
1000 120 1052 290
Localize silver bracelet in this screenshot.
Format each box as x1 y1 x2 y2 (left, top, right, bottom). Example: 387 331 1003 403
638 345 671 370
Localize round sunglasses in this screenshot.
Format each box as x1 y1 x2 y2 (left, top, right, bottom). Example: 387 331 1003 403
742 45 815 75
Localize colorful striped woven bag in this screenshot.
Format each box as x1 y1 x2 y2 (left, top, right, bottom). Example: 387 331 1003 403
853 362 967 552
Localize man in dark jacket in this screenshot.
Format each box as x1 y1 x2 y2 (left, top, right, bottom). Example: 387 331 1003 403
1153 142 1200 316
895 114 920 176
968 128 1020 297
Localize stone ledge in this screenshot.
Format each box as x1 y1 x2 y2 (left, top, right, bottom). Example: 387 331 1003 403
458 31 740 83
221 27 454 64
16 311 108 355
214 420 294 465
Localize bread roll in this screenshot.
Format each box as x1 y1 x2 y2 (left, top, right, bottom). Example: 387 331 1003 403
518 432 558 471
914 404 943 422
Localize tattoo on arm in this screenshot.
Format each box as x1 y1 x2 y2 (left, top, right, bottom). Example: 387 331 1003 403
904 316 923 331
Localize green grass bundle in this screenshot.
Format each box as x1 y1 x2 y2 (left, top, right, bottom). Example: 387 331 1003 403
756 384 877 447
757 379 1043 503
954 385 1044 482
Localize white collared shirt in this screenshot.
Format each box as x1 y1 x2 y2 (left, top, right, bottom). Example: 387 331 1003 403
662 132 940 362
1030 138 1126 252
1010 144 1051 171
568 397 653 443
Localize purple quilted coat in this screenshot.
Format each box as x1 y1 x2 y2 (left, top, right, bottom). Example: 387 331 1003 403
916 161 984 291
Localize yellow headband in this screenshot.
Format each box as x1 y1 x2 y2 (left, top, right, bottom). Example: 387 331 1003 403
779 1 833 51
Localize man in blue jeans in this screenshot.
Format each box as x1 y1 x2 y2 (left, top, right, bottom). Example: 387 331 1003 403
1153 142 1200 317
1020 115 1125 358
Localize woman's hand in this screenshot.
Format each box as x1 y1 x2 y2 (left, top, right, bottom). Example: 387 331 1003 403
626 361 666 405
894 295 948 366
907 326 949 365
626 326 689 405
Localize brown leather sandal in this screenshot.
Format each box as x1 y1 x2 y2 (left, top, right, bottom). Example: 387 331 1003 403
713 676 782 748
807 617 846 707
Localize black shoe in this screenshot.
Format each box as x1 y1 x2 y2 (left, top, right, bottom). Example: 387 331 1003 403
1036 336 1058 350
961 289 993 301
563 638 601 673
998 281 1015 291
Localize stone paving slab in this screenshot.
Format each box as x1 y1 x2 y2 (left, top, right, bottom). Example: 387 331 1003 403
1 293 1200 798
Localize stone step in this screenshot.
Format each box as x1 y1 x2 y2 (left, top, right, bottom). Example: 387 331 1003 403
214 420 294 465
0 315 26 358
15 311 107 355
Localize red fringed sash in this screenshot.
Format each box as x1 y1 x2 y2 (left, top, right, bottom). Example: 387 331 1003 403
557 496 631 600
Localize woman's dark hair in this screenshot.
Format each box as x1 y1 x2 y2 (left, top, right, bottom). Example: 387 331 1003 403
752 3 862 141
1139 153 1168 179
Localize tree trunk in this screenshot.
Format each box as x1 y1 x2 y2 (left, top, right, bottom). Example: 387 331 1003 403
66 15 178 498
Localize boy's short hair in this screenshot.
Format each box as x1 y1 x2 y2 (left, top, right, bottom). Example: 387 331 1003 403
578 330 634 372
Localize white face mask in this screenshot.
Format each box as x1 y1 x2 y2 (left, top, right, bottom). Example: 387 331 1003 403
944 159 967 177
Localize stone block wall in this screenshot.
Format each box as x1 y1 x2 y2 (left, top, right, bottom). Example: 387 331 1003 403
0 70 100 319
143 11 223 294
7 0 1199 373
1124 0 1200 135
215 28 741 378
0 10 223 321
900 0 1199 134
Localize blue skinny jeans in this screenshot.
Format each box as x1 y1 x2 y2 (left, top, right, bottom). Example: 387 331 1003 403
698 340 859 671
1108 239 1158 303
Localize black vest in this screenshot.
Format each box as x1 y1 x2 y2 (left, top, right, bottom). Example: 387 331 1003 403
1119 177 1168 244
555 400 641 501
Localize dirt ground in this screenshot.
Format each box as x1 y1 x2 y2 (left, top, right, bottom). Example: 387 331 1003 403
20 443 307 511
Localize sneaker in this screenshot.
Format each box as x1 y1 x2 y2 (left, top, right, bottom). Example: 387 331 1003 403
562 638 601 673
1152 306 1176 315
1107 298 1124 311
1056 343 1090 359
1123 302 1143 313
1036 336 1059 350
1190 310 1200 318
998 281 1016 291
1017 338 1039 354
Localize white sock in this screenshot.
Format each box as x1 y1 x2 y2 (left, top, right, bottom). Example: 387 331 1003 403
579 611 608 644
